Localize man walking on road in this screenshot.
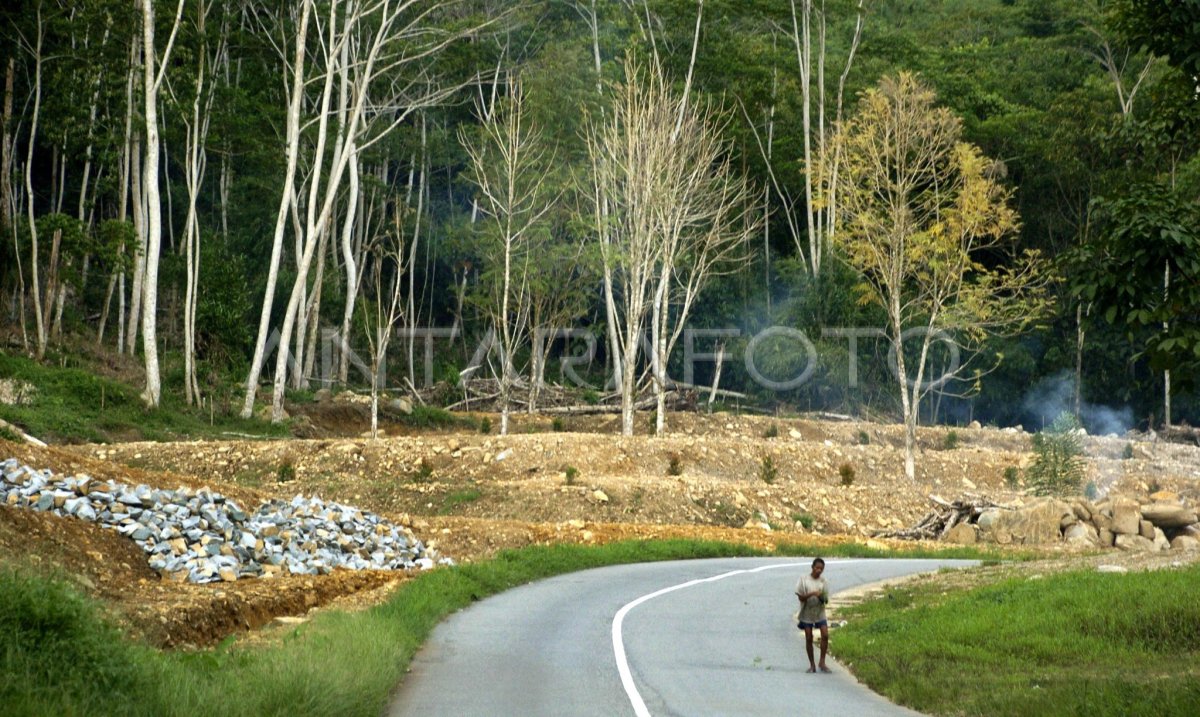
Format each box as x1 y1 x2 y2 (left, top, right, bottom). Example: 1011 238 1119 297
795 557 831 674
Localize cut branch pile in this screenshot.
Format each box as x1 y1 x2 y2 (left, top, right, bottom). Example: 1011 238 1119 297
874 494 1010 540
439 378 702 415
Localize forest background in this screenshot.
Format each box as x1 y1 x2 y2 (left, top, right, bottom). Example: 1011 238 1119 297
1 0 1198 436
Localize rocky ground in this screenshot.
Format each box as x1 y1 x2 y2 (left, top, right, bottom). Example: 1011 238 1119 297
2 402 1198 649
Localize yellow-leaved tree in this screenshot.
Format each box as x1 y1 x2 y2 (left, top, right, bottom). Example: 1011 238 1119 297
832 73 1050 480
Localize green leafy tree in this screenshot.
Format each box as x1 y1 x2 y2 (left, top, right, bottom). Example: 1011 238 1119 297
1070 184 1200 387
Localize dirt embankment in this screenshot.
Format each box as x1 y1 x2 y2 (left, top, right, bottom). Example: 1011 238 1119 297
3 411 1198 648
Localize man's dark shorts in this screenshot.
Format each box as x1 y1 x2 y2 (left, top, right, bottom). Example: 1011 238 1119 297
798 619 828 630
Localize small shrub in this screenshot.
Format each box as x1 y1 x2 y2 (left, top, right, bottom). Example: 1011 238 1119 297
838 462 856 486
0 425 22 443
759 455 778 484
552 417 565 432
942 430 959 450
563 465 579 485
1027 412 1086 497
1003 466 1020 488
276 460 296 483
763 423 779 439
793 512 815 530
857 430 870 446
479 417 492 434
667 453 683 476
412 459 434 482
1084 481 1100 501
582 389 600 405
1122 443 1134 460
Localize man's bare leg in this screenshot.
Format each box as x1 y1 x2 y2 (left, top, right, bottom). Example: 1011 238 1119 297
818 625 830 672
804 627 816 672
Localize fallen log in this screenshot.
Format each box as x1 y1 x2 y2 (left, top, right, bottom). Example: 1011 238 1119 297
0 418 46 447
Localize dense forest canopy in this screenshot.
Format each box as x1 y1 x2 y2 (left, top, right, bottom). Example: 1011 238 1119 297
1 0 1197 435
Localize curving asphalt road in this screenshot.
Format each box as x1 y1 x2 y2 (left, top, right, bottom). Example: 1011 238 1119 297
388 557 975 716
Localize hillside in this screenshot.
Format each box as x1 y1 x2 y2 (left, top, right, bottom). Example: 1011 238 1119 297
3 402 1198 649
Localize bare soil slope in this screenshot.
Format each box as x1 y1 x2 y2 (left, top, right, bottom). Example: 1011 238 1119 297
3 411 1198 648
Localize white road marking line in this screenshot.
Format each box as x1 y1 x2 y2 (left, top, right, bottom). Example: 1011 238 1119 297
611 559 866 717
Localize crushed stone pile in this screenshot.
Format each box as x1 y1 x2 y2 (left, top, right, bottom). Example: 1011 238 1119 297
1 457 450 584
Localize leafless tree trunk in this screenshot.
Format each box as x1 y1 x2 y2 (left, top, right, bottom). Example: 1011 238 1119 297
585 45 757 435
241 0 313 418
1 59 13 241
139 0 187 407
462 75 555 435
22 7 47 359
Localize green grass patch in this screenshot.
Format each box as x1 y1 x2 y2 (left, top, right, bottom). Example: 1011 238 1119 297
438 488 482 514
0 353 288 443
835 564 1200 716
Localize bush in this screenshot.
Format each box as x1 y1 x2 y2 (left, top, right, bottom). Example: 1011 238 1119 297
793 512 815 530
1003 466 1020 488
763 423 779 439
838 462 856 486
759 456 777 484
406 405 458 428
942 430 959 450
857 430 870 445
1122 443 1134 460
1027 412 1086 497
412 460 434 482
0 567 155 714
478 417 492 434
563 465 579 485
552 417 565 432
276 460 296 483
667 454 683 476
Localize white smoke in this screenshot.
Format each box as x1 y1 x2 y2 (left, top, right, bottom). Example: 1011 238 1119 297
1021 371 1133 436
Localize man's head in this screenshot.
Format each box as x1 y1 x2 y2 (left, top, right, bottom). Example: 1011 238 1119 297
811 557 825 578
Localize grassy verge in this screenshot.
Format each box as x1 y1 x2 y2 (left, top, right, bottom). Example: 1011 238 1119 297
835 563 1200 717
0 352 288 443
2 538 1013 716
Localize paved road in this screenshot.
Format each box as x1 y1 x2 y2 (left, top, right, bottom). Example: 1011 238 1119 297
388 557 974 716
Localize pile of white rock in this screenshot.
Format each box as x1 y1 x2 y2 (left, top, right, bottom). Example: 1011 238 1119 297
1 457 449 584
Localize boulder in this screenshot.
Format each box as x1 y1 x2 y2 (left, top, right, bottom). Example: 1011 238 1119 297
944 522 977 544
1114 534 1157 552
1152 527 1170 552
1140 503 1198 529
1110 498 1141 535
1170 535 1200 551
1070 500 1092 522
990 498 1073 544
1063 522 1099 547
387 397 413 415
1096 527 1115 547
976 509 1001 531
1139 519 1156 541
313 388 332 403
